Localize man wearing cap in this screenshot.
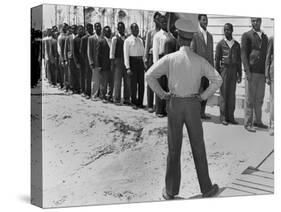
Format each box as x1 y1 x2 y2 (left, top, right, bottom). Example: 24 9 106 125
241 18 268 132
124 23 145 109
191 14 214 119
215 23 242 125
144 12 161 113
146 18 222 200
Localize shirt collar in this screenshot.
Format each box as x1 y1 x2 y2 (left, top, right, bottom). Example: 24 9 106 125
118 33 125 39
180 46 191 52
199 26 207 34
224 37 234 42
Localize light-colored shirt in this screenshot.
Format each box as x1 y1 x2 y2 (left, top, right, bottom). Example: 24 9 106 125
224 37 235 48
123 35 145 69
57 33 67 57
104 37 112 49
253 29 263 39
110 33 126 59
199 26 208 45
145 46 222 100
153 29 170 64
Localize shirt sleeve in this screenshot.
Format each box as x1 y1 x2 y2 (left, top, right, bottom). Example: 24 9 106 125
200 58 222 100
110 36 117 59
123 38 130 69
144 31 151 61
152 34 159 64
145 55 169 99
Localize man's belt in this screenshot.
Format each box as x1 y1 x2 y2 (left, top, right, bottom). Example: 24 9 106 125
170 93 199 98
130 56 143 60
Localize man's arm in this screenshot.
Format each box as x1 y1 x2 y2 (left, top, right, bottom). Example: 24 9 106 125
265 37 273 82
110 36 117 60
144 30 151 62
152 34 159 64
145 56 169 99
201 58 223 100
190 35 197 53
87 37 95 68
123 39 130 69
237 43 242 81
209 34 214 67
73 38 80 68
215 42 222 74
241 33 251 78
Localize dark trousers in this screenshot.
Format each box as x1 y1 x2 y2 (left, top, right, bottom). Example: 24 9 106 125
85 60 92 97
57 61 65 88
64 60 71 91
46 60 57 85
200 77 209 115
244 73 265 126
166 97 212 196
129 57 145 106
99 70 114 100
113 58 130 103
219 66 237 121
270 81 274 127
80 58 89 95
155 54 168 115
146 54 154 109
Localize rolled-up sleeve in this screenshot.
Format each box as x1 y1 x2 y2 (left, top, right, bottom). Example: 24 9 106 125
200 58 222 100
145 55 169 99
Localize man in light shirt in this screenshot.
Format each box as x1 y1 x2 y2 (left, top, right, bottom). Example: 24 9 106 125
123 23 145 109
144 12 161 113
146 18 221 200
215 23 242 125
191 14 214 119
110 22 130 105
152 15 170 117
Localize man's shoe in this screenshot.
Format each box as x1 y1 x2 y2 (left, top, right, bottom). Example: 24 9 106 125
245 125 256 132
253 122 268 129
162 188 174 200
156 114 165 118
123 101 131 106
132 105 138 110
201 114 211 120
114 101 122 106
202 184 219 198
102 99 108 104
228 119 239 125
148 108 154 113
221 120 228 125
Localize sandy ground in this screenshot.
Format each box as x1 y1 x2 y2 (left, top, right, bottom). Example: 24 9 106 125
31 79 273 208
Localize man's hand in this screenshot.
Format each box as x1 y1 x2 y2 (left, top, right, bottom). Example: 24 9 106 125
76 64 81 69
162 92 173 100
194 94 204 102
90 64 95 70
237 75 242 84
110 60 115 72
127 68 133 76
246 72 252 81
266 77 271 85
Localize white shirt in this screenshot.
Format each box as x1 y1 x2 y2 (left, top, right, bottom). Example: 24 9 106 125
224 37 235 48
123 35 145 69
104 37 112 49
153 29 170 63
145 46 222 100
253 29 263 39
199 26 208 45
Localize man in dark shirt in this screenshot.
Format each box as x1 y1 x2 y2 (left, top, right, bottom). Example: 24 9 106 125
80 23 93 99
110 22 130 105
97 26 113 103
215 23 242 125
241 17 268 132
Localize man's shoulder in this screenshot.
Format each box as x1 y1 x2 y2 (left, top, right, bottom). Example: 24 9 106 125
242 29 253 37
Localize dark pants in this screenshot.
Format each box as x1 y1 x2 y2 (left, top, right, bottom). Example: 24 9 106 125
80 58 87 95
57 60 64 88
129 57 145 106
84 59 92 97
68 58 80 93
46 60 57 85
146 54 154 109
200 77 209 115
99 70 114 100
166 97 212 196
244 73 265 126
270 81 274 127
219 66 237 121
113 58 130 103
